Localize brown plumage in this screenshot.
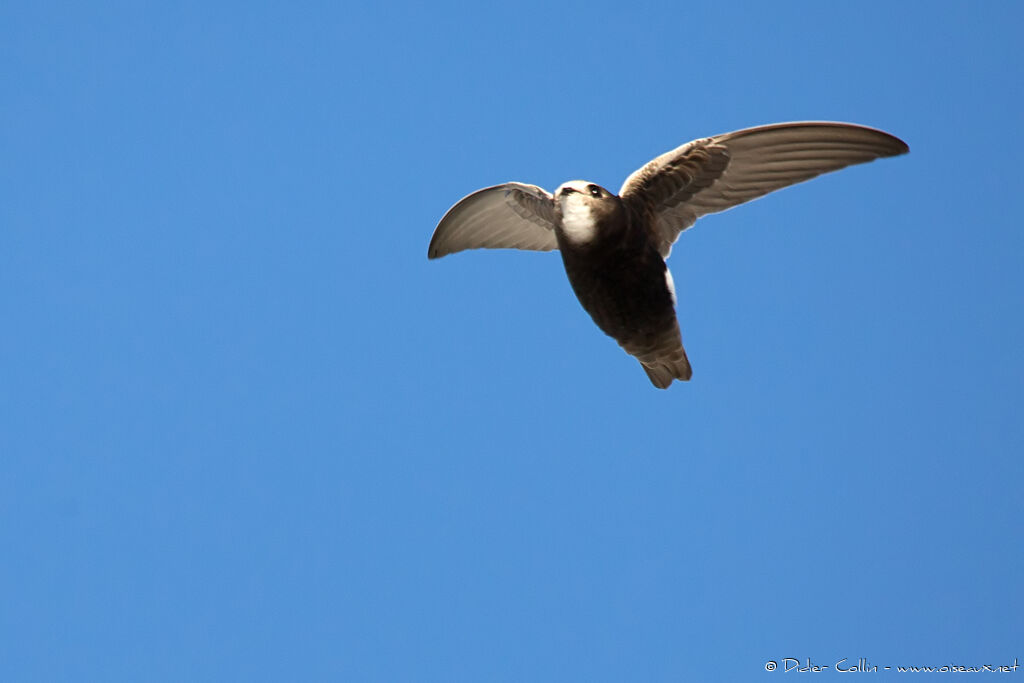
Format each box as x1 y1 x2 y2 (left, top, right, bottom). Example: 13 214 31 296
429 122 908 388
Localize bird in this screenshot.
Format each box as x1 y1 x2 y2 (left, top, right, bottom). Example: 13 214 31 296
428 121 908 388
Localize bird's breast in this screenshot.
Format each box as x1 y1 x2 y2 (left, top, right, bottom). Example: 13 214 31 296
560 237 677 347
558 200 599 245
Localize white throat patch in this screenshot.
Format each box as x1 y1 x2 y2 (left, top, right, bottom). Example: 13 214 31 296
560 196 598 245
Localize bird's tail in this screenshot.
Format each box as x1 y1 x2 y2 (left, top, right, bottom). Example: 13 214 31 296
639 344 692 389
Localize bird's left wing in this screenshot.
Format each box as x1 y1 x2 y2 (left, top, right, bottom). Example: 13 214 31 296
618 122 909 257
428 183 559 259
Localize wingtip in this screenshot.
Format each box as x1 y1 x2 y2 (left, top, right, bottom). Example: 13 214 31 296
881 131 910 157
863 125 909 157
426 237 446 260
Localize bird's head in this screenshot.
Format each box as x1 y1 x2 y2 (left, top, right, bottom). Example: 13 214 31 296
555 180 612 202
554 181 621 245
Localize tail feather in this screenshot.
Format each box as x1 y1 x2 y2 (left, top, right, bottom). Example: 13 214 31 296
618 319 692 389
639 345 692 389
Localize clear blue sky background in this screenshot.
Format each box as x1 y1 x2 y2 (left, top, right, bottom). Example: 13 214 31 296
2 2 1021 680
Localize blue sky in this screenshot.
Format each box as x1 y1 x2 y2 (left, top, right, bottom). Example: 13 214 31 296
2 1 1021 680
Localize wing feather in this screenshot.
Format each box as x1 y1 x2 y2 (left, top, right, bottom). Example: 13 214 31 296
427 183 558 259
619 122 909 257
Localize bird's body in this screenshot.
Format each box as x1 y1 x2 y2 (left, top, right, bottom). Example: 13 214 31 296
553 183 690 386
428 122 908 388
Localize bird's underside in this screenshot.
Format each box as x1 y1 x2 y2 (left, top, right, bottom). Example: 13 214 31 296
556 203 692 387
428 121 909 388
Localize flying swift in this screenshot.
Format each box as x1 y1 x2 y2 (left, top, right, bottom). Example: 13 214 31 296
428 122 908 388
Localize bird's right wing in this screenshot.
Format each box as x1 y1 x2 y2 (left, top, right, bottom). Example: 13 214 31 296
428 183 559 259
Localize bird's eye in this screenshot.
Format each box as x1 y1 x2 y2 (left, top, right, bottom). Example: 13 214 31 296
560 186 576 196
588 185 601 197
